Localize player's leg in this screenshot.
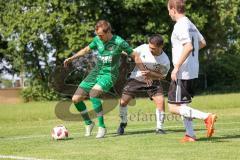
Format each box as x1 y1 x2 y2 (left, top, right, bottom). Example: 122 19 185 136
168 80 209 120
72 87 91 125
72 87 95 137
168 104 209 120
89 75 114 138
152 95 166 134
117 94 133 135
168 79 217 139
169 103 217 138
168 80 195 141
168 103 197 142
75 69 99 136
117 79 139 135
181 116 196 141
147 81 166 134
89 84 106 138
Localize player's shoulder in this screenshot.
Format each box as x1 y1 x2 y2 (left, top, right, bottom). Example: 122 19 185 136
161 51 168 57
134 44 148 53
92 36 100 42
174 17 190 29
135 44 148 49
160 51 170 62
113 35 127 44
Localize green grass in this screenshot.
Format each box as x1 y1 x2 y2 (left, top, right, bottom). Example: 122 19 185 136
1 93 240 160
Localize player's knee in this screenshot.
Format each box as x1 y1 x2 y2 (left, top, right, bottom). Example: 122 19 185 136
168 106 174 113
89 90 102 98
168 104 177 114
120 99 128 106
72 96 84 104
89 92 96 98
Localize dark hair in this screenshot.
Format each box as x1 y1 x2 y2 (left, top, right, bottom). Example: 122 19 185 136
168 0 185 14
148 34 164 47
95 20 112 33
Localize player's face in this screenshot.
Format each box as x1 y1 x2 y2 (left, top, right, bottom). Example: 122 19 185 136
95 28 109 42
149 43 163 56
167 3 176 21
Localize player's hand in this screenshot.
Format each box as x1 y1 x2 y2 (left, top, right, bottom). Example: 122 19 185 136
171 67 179 81
64 58 72 68
141 70 151 77
141 70 153 86
145 78 153 86
142 75 153 86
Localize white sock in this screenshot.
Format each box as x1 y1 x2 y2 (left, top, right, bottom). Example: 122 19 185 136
182 116 195 138
179 104 209 120
156 109 165 130
119 105 128 123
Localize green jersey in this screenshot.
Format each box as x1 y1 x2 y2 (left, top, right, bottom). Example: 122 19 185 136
89 35 133 80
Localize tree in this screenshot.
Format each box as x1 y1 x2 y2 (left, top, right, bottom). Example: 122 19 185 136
0 35 9 73
0 0 239 100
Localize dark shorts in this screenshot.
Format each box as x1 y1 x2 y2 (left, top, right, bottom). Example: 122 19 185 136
168 79 196 104
122 78 163 99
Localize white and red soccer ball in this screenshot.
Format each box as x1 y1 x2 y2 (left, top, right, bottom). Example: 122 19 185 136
51 125 69 140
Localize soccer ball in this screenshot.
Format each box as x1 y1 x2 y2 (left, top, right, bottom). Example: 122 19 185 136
51 125 69 140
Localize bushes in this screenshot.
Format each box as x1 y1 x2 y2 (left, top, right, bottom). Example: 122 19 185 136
21 81 59 102
204 54 240 91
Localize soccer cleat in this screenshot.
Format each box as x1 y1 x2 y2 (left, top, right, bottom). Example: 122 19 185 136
155 129 166 134
85 122 95 137
204 114 217 138
96 127 107 138
117 123 127 135
180 135 196 143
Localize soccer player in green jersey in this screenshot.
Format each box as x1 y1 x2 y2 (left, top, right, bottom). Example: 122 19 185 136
64 20 144 138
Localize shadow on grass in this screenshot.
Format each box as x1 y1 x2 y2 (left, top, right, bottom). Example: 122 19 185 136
197 134 240 142
53 137 74 141
107 128 204 137
167 128 204 133
106 129 154 137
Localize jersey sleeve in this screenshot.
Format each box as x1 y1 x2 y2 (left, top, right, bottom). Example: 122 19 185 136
164 54 171 74
88 37 98 50
120 40 133 56
133 45 143 55
161 53 171 76
175 23 192 45
197 29 204 41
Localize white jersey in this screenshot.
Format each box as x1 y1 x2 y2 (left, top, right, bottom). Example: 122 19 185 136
130 44 170 82
171 16 204 79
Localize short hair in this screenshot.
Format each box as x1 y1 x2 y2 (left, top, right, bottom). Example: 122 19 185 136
148 34 164 47
95 20 112 33
168 0 185 14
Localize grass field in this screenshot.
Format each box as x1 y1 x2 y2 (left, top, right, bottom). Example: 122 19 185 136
0 93 240 160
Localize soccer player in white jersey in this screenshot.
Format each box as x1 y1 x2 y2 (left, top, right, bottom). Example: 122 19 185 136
167 0 217 142
117 34 170 135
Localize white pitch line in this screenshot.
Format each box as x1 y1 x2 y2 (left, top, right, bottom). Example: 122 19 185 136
0 155 53 160
1 135 47 140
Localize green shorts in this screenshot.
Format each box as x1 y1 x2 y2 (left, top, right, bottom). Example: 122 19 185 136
79 69 116 93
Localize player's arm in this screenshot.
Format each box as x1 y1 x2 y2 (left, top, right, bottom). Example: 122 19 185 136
64 46 91 68
197 30 206 50
131 51 153 85
199 39 206 49
141 70 164 80
171 42 193 81
120 40 146 72
121 41 152 85
131 51 147 72
145 54 171 80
